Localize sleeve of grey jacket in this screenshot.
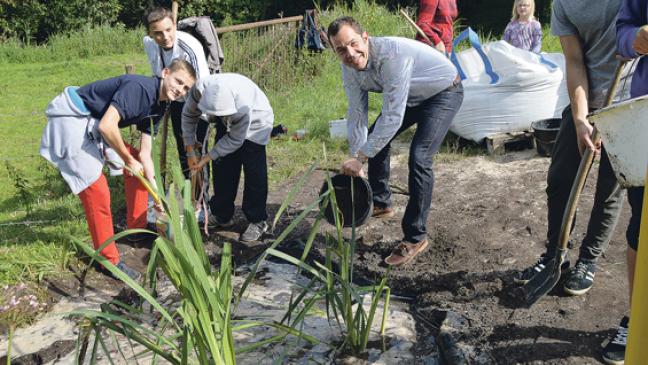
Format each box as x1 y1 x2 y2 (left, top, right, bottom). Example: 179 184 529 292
182 87 203 146
208 110 249 160
343 67 369 157
360 55 413 158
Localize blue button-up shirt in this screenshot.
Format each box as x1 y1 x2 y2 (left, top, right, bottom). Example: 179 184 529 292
343 36 457 157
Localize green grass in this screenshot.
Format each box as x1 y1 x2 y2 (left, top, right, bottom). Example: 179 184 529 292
0 0 562 286
0 24 144 64
0 53 152 284
541 25 562 53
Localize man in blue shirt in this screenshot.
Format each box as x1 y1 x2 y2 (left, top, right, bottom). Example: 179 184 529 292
40 59 196 280
327 16 463 265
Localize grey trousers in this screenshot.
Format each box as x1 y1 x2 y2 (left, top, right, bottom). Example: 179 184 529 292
545 106 624 263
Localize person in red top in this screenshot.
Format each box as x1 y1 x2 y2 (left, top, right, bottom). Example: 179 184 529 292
415 0 458 55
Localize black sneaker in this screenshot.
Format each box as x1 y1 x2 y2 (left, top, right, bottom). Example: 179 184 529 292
99 261 142 282
208 215 234 229
125 231 158 244
563 260 596 296
602 316 628 365
513 252 570 285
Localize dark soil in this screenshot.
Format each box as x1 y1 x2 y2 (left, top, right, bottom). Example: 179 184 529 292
0 340 76 365
236 148 629 364
24 148 630 364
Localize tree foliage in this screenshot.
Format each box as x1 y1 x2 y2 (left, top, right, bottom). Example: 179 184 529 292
0 0 553 44
1 0 121 43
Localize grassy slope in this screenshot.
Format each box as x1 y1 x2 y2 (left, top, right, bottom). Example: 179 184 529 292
0 53 152 283
0 2 562 285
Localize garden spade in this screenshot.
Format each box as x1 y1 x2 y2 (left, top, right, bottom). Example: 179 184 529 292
522 60 627 306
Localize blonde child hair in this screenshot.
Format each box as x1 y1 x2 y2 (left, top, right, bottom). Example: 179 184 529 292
511 0 536 21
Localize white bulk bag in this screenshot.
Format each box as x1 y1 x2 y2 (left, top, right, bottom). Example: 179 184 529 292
449 28 569 142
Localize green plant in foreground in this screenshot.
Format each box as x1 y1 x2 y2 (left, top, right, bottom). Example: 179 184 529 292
241 163 391 356
61 162 384 362
70 178 237 364
68 160 317 364
4 161 36 215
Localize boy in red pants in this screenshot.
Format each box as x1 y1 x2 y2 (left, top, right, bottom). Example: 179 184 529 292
40 59 196 279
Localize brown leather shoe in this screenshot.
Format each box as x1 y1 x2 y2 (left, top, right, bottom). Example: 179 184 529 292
372 206 395 219
384 239 429 266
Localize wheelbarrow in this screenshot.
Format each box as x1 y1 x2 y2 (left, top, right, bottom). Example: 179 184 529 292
590 94 648 188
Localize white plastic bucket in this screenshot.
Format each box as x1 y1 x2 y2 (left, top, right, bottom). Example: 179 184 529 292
591 95 648 187
329 119 347 139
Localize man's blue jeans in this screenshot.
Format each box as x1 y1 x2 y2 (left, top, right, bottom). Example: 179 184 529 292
368 83 463 243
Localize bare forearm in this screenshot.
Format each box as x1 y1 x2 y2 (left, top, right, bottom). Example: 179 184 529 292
140 154 156 186
139 134 156 185
561 34 590 123
102 128 133 162
566 62 589 123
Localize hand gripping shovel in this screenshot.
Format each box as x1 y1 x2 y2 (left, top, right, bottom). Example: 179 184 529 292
522 60 627 306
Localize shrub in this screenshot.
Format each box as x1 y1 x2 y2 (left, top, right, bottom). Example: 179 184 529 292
0 24 143 63
0 0 121 44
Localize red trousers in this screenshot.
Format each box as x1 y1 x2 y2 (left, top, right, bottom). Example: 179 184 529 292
77 145 148 264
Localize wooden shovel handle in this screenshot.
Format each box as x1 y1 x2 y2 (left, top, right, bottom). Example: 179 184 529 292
400 9 433 45
557 61 627 250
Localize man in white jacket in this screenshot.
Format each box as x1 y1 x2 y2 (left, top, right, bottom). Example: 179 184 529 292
183 73 273 242
143 6 210 179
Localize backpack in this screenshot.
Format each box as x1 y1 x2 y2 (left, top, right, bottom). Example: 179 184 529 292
295 10 327 52
177 16 225 74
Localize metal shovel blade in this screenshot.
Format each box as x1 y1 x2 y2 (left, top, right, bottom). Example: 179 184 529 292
521 249 566 306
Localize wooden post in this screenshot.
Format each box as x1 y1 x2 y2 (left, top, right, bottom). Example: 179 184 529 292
400 9 433 44
159 1 178 183
124 65 137 145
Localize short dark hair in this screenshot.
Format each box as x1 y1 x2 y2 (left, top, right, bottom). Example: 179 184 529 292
327 16 365 40
168 59 196 80
144 7 173 29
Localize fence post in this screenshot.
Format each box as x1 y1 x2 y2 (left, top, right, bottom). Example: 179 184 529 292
160 1 178 182
124 65 137 145
627 168 648 364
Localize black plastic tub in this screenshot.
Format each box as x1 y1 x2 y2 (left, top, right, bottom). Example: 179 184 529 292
531 118 561 157
319 174 373 227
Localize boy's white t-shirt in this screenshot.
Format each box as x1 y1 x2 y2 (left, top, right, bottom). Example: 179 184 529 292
143 30 210 81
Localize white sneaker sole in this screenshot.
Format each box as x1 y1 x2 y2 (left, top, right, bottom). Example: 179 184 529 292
563 284 593 296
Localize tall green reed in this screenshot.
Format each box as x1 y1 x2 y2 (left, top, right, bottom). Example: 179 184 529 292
241 163 391 355
68 150 318 363
70 174 237 364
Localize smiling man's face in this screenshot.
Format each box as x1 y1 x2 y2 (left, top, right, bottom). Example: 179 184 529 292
160 68 194 102
330 25 370 71
148 16 176 50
